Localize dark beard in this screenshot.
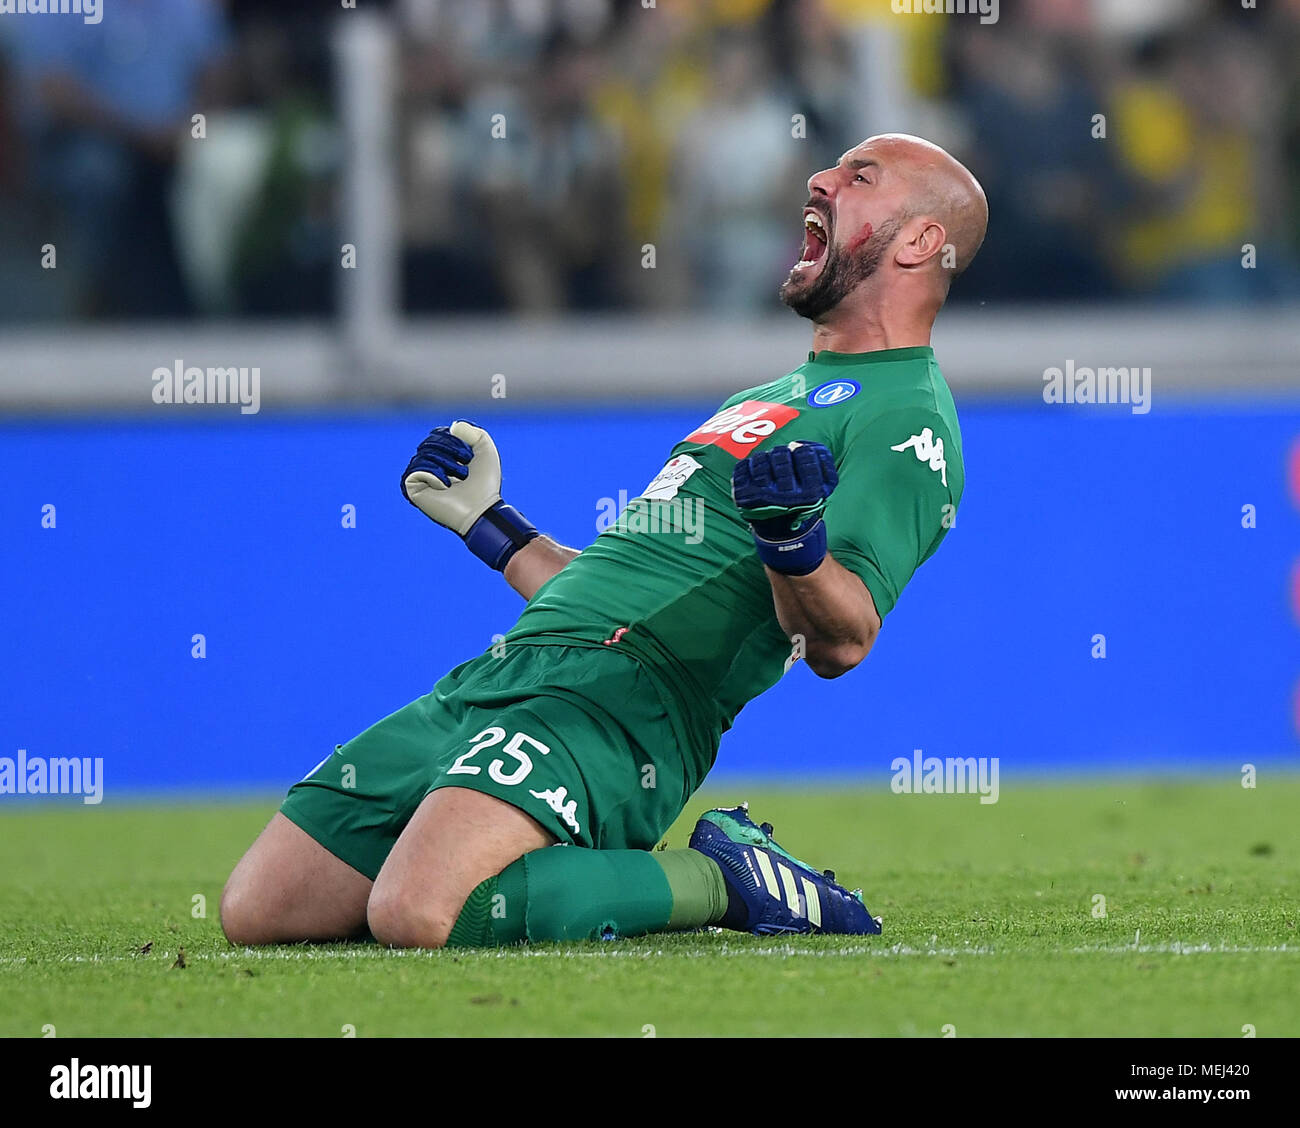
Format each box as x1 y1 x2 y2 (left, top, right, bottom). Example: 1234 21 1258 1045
779 217 901 320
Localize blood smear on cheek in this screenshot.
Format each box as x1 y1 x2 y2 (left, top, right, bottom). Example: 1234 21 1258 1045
845 223 874 254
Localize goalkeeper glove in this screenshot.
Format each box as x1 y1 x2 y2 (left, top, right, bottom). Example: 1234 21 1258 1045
731 441 839 576
401 421 539 571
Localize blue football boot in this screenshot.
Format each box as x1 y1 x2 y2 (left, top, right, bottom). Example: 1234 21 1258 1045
688 803 882 935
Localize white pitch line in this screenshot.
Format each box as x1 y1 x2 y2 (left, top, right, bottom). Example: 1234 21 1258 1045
0 941 1293 967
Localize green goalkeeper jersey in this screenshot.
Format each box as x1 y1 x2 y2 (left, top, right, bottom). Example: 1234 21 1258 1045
506 344 964 759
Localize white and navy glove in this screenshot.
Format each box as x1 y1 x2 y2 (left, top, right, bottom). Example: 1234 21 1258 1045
732 441 839 576
401 421 539 571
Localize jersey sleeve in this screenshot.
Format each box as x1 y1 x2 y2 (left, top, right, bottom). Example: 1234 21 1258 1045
823 408 962 620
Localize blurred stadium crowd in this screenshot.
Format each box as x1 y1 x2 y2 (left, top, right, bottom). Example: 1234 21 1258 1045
0 0 1298 322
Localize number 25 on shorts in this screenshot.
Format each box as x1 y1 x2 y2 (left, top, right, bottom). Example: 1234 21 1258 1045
447 727 551 787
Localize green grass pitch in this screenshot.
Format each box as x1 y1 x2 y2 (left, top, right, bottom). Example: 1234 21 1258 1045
2 778 1296 1037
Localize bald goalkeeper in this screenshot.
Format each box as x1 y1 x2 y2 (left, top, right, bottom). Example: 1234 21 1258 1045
221 135 990 949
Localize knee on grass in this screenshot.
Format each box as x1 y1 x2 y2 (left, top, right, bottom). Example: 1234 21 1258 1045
366 886 460 950
219 879 277 947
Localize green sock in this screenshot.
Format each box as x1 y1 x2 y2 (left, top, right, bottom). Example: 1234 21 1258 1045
655 848 729 929
444 846 728 947
444 862 528 947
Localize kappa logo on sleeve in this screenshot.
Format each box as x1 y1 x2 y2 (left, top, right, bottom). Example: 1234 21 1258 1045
686 400 801 458
890 427 948 486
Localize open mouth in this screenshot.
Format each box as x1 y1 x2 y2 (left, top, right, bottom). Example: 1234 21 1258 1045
793 208 829 274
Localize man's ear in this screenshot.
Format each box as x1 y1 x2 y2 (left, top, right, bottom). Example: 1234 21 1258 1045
895 219 947 268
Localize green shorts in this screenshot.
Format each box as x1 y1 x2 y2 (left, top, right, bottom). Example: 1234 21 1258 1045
280 642 707 880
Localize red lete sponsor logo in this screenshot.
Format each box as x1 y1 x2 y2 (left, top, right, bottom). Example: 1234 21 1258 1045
685 400 801 458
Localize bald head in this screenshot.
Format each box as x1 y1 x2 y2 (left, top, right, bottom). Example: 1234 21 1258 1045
782 133 988 324
866 133 988 276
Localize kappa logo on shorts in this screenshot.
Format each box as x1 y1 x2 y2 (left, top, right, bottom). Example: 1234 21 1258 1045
685 400 801 458
530 785 582 834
